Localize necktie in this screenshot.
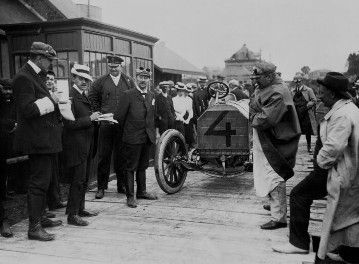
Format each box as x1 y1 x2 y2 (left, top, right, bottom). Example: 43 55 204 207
82 92 88 100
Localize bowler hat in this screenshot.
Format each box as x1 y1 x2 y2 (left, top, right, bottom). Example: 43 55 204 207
30 42 57 59
317 72 351 99
107 55 123 66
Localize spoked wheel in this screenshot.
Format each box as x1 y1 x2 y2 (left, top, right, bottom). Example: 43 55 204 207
207 81 229 99
155 129 188 194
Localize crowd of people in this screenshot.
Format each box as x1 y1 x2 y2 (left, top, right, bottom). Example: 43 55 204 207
0 41 359 263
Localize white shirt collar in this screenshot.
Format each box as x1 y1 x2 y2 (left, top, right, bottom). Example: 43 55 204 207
72 84 83 95
136 85 147 94
110 73 121 85
27 60 41 74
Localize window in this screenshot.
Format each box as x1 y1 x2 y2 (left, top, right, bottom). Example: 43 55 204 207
51 51 78 79
85 51 132 78
134 58 152 71
14 54 29 74
133 43 151 58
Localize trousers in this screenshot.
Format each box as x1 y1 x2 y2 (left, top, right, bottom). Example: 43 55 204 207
270 181 287 223
97 124 125 189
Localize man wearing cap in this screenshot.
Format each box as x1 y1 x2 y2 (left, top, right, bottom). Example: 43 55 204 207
62 64 101 226
88 55 136 199
155 81 176 135
228 79 248 101
193 77 209 124
114 67 157 208
291 74 317 153
273 72 359 263
249 61 301 230
12 42 63 241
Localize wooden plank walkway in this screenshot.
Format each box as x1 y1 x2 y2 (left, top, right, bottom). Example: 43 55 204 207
0 136 324 264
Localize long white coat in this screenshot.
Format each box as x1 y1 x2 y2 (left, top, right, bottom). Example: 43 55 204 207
317 99 359 259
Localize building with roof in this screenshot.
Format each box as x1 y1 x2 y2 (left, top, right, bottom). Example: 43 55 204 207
223 44 261 84
154 41 203 86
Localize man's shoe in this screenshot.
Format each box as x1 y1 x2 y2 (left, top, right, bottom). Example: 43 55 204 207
79 210 99 217
67 215 89 226
263 204 271 211
28 223 55 241
117 186 127 194
272 243 309 254
127 197 137 208
0 220 13 238
40 217 62 228
95 189 104 199
49 201 67 210
44 211 56 218
260 220 287 230
136 192 158 200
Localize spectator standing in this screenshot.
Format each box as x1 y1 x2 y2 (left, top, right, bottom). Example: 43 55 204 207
290 74 317 153
249 61 301 230
155 81 176 135
114 67 158 208
228 79 249 101
172 83 190 137
63 64 101 226
88 55 136 199
184 84 195 147
193 77 209 123
13 42 63 241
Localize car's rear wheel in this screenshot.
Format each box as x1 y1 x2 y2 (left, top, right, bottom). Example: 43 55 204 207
155 129 188 194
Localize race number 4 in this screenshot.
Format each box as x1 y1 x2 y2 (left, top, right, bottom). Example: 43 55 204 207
205 111 236 147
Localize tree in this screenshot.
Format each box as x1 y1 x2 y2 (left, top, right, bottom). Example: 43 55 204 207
301 66 310 75
346 52 359 76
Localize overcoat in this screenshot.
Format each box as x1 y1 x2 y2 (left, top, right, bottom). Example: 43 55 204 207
114 88 156 145
62 87 95 168
249 77 301 181
317 99 359 259
291 85 317 135
12 63 62 154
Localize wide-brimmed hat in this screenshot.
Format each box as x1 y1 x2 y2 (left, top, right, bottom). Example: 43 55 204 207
317 72 351 99
30 42 57 59
175 82 186 90
107 55 123 67
71 64 93 82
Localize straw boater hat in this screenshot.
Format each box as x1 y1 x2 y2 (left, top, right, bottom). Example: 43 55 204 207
175 82 186 90
71 64 93 82
229 79 240 87
185 83 194 93
197 76 207 82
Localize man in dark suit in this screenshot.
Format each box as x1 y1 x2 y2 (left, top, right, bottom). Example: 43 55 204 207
193 77 209 124
89 55 136 199
228 79 249 101
155 81 176 135
12 42 62 241
62 64 101 226
114 67 158 208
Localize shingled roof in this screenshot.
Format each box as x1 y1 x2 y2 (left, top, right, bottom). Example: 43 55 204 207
154 42 203 75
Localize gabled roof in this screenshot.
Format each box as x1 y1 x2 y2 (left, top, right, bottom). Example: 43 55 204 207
226 44 260 62
47 0 78 18
154 42 203 75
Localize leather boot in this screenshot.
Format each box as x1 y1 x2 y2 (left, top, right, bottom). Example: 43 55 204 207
136 170 146 194
28 221 55 241
117 170 127 194
125 171 135 198
0 219 13 238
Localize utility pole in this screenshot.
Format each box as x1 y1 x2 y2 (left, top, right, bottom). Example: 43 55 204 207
87 0 90 18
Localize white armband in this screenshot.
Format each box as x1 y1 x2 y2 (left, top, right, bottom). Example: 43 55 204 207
34 97 55 116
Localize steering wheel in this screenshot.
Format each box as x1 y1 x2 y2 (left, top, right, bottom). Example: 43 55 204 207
207 81 229 99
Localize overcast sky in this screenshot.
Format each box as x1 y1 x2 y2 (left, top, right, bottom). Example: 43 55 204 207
74 0 359 80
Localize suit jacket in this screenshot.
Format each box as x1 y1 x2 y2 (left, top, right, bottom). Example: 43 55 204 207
155 93 176 120
232 88 249 101
193 88 209 121
114 88 156 144
62 87 94 168
88 73 135 113
12 63 62 154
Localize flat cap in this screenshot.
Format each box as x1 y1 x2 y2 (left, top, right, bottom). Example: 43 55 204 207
107 55 124 66
252 61 277 77
30 42 57 59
